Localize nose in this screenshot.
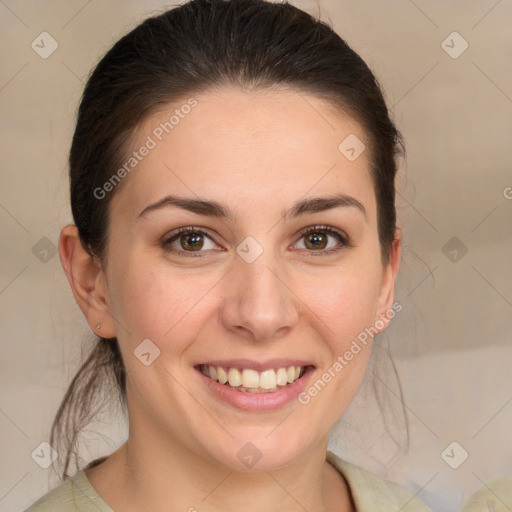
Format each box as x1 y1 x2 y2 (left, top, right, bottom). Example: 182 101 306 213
220 250 300 342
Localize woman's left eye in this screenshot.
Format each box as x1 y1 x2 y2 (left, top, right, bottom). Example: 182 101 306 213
292 226 351 255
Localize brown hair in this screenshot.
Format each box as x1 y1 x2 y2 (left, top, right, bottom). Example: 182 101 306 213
51 0 405 479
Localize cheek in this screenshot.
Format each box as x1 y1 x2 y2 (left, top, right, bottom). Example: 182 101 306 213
107 255 218 350
298 261 383 347
293 265 382 435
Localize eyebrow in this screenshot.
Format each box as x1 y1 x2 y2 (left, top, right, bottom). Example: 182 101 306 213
137 193 367 222
282 194 367 222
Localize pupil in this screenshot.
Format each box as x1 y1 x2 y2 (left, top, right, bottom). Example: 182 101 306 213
306 233 326 250
182 233 203 250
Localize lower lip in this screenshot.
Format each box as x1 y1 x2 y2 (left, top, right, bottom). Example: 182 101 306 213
196 366 315 411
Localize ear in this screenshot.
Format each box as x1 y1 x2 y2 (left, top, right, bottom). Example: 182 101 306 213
58 224 116 338
374 227 402 331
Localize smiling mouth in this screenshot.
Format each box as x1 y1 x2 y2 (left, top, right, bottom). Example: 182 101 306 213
198 364 309 393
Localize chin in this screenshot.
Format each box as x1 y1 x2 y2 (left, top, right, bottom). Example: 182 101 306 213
203 427 320 473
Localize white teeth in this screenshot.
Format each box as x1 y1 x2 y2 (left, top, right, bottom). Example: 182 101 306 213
217 366 228 384
259 369 276 389
242 368 259 388
276 367 288 386
228 368 242 387
201 364 306 392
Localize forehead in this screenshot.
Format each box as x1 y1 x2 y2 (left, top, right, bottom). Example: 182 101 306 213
110 87 376 221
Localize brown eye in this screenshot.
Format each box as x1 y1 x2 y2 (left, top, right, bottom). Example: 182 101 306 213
294 225 351 255
179 232 205 251
162 227 220 256
303 232 328 250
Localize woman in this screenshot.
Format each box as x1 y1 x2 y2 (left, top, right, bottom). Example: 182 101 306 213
25 0 433 510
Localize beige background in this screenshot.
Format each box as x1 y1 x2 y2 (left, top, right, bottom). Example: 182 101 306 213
0 1 511 511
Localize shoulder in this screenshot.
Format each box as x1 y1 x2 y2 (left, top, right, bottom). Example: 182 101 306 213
327 451 433 512
24 469 112 512
460 474 512 512
24 477 76 512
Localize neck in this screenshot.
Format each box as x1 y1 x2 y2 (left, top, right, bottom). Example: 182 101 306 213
88 421 353 512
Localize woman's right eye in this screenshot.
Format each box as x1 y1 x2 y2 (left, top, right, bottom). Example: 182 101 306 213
162 227 220 257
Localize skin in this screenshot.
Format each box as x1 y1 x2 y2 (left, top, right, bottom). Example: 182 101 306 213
59 87 401 512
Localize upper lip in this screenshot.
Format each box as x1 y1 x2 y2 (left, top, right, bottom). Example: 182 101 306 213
196 359 315 371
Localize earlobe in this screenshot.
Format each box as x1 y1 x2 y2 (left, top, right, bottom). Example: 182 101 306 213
58 224 116 338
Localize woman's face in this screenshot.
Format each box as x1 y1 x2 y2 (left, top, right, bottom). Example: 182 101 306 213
98 87 400 471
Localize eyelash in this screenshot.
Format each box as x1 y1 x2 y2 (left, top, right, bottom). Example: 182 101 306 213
161 225 352 258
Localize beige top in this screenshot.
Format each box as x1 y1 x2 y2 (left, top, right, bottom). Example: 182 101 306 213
25 450 433 511
459 475 512 512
